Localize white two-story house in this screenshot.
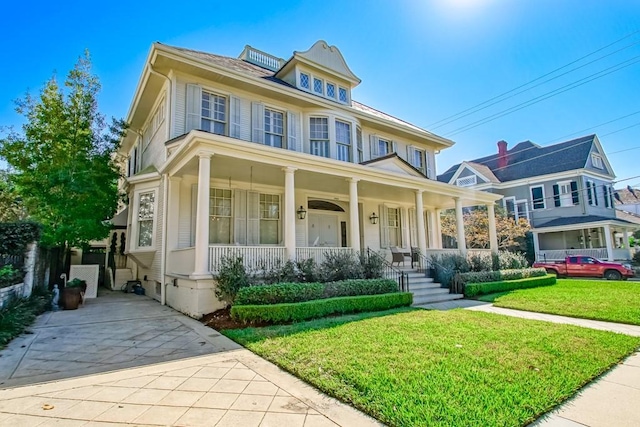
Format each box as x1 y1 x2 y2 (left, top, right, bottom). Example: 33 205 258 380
438 135 639 262
118 40 500 317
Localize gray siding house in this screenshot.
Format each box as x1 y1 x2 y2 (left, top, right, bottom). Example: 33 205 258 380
438 135 638 261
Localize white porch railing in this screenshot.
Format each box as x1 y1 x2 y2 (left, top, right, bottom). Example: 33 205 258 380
613 248 632 261
296 247 355 265
423 249 492 258
537 248 609 261
209 246 287 274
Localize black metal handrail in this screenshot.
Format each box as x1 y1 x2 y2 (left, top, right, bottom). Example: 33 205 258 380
414 250 460 293
367 247 409 292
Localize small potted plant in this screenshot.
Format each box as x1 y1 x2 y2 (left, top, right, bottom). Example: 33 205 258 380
62 278 87 310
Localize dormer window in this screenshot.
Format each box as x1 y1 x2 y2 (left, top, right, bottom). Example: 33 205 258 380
591 153 603 169
339 87 348 103
326 83 336 99
313 78 323 95
300 73 310 90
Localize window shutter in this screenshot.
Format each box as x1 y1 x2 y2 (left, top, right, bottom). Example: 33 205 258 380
251 102 264 144
406 146 416 166
233 189 247 245
230 96 241 139
379 205 389 249
186 84 201 132
570 181 579 205
392 141 398 154
553 184 561 207
426 152 434 179
409 208 417 248
592 183 598 206
190 184 198 246
247 191 260 245
369 135 379 159
603 185 609 208
287 111 301 152
586 181 593 205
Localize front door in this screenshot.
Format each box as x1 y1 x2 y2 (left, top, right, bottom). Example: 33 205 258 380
308 214 339 247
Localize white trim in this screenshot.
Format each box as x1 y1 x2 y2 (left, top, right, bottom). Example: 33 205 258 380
529 184 546 210
469 168 613 191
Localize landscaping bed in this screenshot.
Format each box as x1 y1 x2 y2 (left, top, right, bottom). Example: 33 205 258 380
481 278 640 325
0 287 51 349
224 309 640 427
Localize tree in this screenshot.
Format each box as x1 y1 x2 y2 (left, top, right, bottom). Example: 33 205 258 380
440 206 530 251
0 170 27 222
0 51 126 249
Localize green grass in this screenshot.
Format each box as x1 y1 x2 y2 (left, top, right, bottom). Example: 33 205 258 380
485 279 640 325
224 309 640 427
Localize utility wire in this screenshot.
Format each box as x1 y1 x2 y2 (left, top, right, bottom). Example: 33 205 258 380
427 29 640 128
445 54 640 137
543 110 640 144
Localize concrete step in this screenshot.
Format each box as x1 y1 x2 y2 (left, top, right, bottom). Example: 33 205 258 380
409 281 445 291
411 287 451 298
412 293 465 305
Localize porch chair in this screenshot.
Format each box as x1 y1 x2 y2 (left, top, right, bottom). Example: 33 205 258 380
390 246 412 267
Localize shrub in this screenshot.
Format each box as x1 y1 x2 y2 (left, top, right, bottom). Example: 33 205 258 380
0 221 41 256
0 265 24 289
215 255 250 305
230 292 413 324
361 252 385 279
322 279 398 298
497 251 529 270
458 268 546 285
464 274 556 297
633 251 640 265
257 259 299 285
0 286 51 348
296 258 318 283
468 252 492 272
318 250 364 282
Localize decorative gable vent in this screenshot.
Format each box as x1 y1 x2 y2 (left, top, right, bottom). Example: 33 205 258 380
239 45 285 72
456 176 477 187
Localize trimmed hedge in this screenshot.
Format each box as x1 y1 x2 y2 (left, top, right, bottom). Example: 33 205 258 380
464 274 557 297
235 279 398 306
231 292 413 324
0 221 41 255
458 268 546 285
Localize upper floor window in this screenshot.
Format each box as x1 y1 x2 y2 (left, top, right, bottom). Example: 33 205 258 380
603 185 614 208
310 117 330 158
326 83 336 99
137 191 155 247
264 108 284 148
407 147 426 175
300 73 310 90
356 127 363 163
378 138 392 156
201 91 227 135
530 185 545 210
456 176 477 187
339 87 348 103
504 196 529 222
313 78 323 95
335 120 351 162
586 180 598 206
553 180 579 207
591 153 604 169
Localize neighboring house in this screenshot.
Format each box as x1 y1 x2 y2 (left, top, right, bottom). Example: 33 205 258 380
614 186 640 215
118 40 500 317
438 135 639 262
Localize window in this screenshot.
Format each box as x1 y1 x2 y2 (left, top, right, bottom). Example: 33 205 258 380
264 108 284 148
504 197 529 222
387 207 401 247
335 120 351 162
137 191 155 247
553 180 579 207
209 189 232 244
339 87 348 103
591 153 604 169
456 176 477 187
378 138 391 156
356 127 363 163
530 185 545 210
260 194 280 244
326 83 336 99
201 91 226 135
313 78 323 94
310 117 330 158
300 73 309 90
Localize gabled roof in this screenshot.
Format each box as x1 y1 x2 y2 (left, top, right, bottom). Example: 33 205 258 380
438 135 597 184
360 153 428 178
614 187 640 205
466 162 500 183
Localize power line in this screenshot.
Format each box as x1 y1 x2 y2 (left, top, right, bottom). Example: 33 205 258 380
445 54 640 137
427 30 640 128
543 109 640 144
430 39 640 131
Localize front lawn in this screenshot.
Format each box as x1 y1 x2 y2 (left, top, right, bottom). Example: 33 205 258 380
224 309 640 427
481 279 640 325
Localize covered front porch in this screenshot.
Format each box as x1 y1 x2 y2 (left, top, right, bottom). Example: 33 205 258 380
532 217 638 262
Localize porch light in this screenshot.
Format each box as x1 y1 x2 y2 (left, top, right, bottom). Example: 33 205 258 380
369 212 379 225
297 205 307 220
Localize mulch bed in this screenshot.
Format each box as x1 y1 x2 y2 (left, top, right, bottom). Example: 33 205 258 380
200 308 272 330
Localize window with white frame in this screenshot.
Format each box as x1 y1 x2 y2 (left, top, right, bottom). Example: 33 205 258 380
553 180 578 207
456 175 477 187
356 127 363 163
264 108 284 148
504 196 529 222
409 148 426 174
209 188 232 244
335 120 351 162
530 185 545 210
387 207 402 247
313 77 323 95
338 87 348 103
378 138 392 156
310 117 330 158
260 194 280 244
326 83 336 99
137 191 155 247
300 73 310 90
201 91 227 135
591 153 604 169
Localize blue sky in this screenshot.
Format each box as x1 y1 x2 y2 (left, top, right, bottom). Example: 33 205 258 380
2 0 639 187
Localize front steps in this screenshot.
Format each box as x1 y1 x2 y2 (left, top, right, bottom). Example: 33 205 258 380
399 267 465 305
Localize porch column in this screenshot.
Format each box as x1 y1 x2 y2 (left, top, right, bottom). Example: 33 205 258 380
284 167 297 260
348 178 361 250
532 231 540 261
454 197 467 256
623 229 631 259
434 208 443 249
603 224 614 261
193 152 212 278
487 203 498 254
415 190 427 255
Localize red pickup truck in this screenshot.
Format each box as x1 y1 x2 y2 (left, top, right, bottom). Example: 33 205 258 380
533 256 634 280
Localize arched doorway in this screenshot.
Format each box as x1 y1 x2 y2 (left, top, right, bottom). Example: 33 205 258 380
307 200 347 247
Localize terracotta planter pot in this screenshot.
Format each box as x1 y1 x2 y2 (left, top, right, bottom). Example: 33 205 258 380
62 287 82 310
